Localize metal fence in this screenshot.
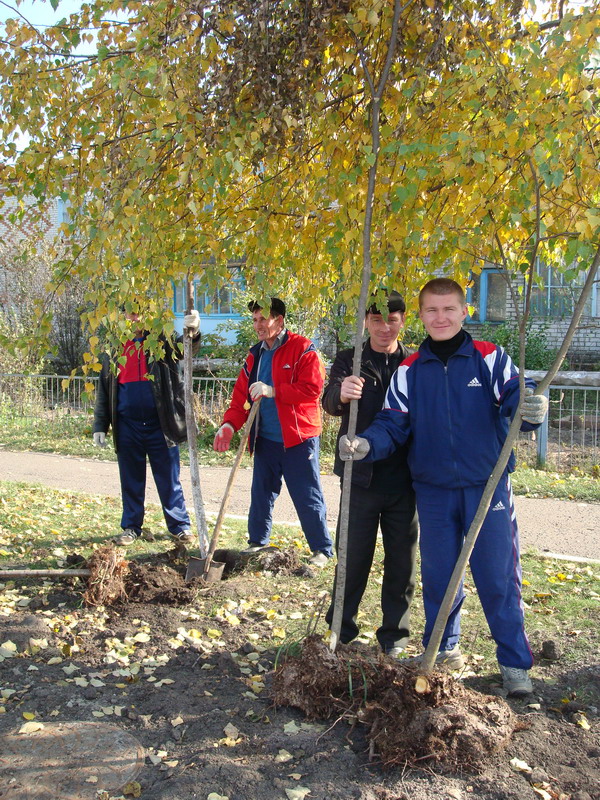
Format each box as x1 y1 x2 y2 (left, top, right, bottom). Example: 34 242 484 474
0 374 236 427
1 373 599 472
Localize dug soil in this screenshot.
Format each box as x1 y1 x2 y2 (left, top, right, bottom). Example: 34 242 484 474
1 552 598 800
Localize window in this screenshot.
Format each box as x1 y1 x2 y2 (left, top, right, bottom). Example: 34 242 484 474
172 269 244 316
467 269 507 323
531 261 597 317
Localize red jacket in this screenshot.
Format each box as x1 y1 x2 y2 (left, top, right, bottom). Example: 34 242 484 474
223 331 325 450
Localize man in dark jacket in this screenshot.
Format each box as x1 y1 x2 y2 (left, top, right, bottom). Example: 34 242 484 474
92 308 200 546
322 291 418 655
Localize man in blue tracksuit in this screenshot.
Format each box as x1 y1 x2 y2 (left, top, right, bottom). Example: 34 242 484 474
340 278 549 697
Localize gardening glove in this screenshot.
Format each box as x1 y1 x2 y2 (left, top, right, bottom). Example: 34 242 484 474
249 381 275 400
213 422 235 452
183 309 200 336
521 387 549 424
339 435 370 461
93 432 106 447
340 375 364 403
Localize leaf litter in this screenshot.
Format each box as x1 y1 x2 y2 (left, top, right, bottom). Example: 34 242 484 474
0 548 598 800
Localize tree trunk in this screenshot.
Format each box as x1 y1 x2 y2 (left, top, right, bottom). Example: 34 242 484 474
184 279 209 557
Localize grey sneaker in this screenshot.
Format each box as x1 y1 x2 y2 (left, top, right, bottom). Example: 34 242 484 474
308 551 329 568
113 529 139 546
385 646 405 659
499 665 532 697
407 645 465 670
171 529 195 546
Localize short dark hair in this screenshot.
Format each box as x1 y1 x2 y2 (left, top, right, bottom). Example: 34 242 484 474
419 278 465 308
366 290 406 316
248 297 286 318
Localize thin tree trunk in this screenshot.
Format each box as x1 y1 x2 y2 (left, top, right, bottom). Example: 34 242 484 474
184 279 209 557
330 0 403 651
418 245 600 678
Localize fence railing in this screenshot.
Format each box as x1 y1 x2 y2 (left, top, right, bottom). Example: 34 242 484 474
1 373 599 472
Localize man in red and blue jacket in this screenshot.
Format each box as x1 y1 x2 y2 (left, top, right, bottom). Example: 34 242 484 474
340 278 549 697
213 298 333 567
93 308 200 547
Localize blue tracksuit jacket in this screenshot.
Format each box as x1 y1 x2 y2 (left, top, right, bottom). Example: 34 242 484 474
362 331 538 487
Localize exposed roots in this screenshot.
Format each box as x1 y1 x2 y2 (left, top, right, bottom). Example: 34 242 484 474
272 635 515 772
83 545 130 606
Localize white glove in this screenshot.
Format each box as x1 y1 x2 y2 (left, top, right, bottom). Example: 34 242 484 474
339 435 370 461
249 381 275 400
93 431 106 447
521 388 549 424
183 309 200 335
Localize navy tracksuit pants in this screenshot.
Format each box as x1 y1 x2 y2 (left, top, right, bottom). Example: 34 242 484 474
416 473 533 670
116 410 190 536
248 435 333 556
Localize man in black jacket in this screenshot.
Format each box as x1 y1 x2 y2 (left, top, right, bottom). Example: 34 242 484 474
322 292 418 655
92 308 200 546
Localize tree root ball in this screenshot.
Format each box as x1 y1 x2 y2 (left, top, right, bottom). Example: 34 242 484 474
272 635 516 771
83 545 129 606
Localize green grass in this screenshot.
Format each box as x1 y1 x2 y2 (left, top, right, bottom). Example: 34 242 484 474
1 480 598 677
1 413 599 501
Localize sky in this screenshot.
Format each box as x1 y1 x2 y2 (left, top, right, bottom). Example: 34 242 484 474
0 0 84 28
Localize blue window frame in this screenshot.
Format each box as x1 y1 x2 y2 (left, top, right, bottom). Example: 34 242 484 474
531 261 597 318
172 269 244 318
466 269 507 323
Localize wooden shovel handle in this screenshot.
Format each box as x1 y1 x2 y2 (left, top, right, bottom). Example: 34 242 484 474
202 397 262 576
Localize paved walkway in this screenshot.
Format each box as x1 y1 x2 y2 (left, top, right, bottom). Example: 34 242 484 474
1 450 599 561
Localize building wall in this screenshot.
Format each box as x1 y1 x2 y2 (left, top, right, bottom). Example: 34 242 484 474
0 192 66 244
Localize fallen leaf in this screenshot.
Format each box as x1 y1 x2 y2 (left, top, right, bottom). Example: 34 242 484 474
223 723 239 738
171 716 184 727
285 787 311 800
574 714 591 730
18 721 44 734
509 757 532 773
123 780 142 797
275 749 294 763
22 712 36 720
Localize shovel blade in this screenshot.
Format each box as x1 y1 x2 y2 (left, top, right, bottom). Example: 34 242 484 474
185 556 225 583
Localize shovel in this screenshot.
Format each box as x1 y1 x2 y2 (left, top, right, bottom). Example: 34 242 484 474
185 397 261 582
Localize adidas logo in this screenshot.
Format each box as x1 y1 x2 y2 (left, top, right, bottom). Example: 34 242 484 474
467 377 482 387
491 501 506 511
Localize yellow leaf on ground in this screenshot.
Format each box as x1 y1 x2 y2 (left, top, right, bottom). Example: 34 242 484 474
18 721 44 734
22 712 36 720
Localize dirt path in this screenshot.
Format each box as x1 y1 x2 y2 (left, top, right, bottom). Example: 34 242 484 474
2 450 598 561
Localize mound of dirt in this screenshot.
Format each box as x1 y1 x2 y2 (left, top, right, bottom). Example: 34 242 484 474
273 635 516 771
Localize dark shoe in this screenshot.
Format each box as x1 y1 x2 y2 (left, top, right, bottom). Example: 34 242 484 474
241 544 269 554
113 529 139 546
171 529 195 546
308 551 329 568
499 665 532 697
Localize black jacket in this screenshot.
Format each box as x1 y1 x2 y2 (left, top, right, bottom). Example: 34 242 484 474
93 332 200 451
322 339 413 489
